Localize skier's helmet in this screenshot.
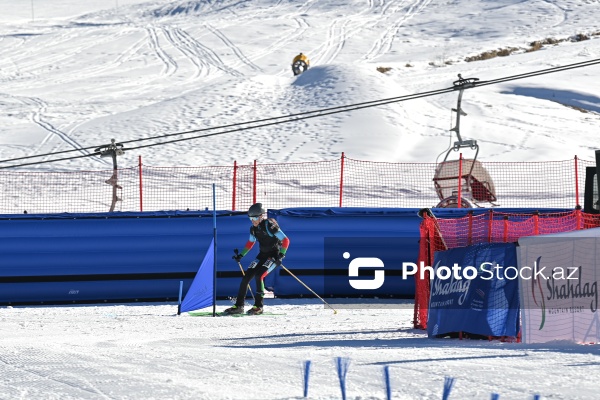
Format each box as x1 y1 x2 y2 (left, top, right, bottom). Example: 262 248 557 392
248 203 265 217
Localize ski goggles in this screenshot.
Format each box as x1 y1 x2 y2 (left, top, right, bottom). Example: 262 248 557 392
249 216 260 221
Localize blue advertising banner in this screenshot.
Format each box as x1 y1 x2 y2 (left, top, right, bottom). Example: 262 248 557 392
427 243 520 338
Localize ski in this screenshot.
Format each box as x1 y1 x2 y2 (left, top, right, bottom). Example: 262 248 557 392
188 311 285 317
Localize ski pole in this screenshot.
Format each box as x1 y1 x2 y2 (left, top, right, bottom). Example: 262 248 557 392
234 249 255 302
280 264 337 314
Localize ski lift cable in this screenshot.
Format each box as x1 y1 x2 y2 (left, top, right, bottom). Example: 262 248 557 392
123 88 458 152
1 58 599 169
0 86 456 165
0 152 101 170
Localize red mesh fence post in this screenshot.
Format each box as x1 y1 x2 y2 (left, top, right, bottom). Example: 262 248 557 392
458 153 463 208
138 155 143 212
533 212 539 235
574 155 580 208
232 161 237 211
503 215 509 243
576 208 582 230
414 215 433 329
488 210 493 243
414 220 426 329
467 211 473 246
253 160 257 204
339 152 345 207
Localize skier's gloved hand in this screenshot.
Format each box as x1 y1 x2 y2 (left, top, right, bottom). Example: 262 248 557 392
274 253 285 266
232 252 243 262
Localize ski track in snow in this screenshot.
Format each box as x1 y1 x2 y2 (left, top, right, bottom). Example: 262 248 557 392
162 25 208 79
311 0 381 65
169 25 243 78
205 23 262 73
15 96 108 167
146 25 178 77
363 0 433 61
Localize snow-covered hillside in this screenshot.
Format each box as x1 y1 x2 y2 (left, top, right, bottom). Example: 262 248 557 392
0 0 598 171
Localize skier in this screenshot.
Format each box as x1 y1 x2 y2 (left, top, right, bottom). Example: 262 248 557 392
292 52 310 76
224 203 290 315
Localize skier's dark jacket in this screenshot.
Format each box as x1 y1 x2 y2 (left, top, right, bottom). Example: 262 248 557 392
240 218 289 256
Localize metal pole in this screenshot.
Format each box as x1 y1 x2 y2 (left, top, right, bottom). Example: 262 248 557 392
177 281 183 315
109 151 118 212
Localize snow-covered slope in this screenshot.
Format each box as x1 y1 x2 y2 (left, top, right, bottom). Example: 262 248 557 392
0 0 598 170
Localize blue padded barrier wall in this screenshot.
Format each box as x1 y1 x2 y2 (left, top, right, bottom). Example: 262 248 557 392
266 208 423 298
0 208 570 305
0 211 249 305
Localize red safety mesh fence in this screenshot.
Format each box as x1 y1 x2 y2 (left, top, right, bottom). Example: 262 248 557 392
246 159 342 211
413 210 600 329
0 155 593 214
140 165 235 212
1 168 138 214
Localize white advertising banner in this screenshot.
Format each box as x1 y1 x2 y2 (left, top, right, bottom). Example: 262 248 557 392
518 229 600 344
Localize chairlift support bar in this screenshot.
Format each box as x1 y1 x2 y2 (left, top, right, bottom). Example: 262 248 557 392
450 74 479 152
437 75 481 205
94 139 125 212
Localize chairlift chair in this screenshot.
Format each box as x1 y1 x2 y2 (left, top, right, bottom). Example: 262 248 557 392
432 75 497 208
433 151 497 208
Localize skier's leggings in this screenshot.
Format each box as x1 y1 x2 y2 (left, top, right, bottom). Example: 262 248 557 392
235 252 276 308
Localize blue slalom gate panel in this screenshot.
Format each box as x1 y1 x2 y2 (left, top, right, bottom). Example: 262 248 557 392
180 239 215 313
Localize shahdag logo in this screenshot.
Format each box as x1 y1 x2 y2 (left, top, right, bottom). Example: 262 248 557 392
345 252 385 290
531 256 546 330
